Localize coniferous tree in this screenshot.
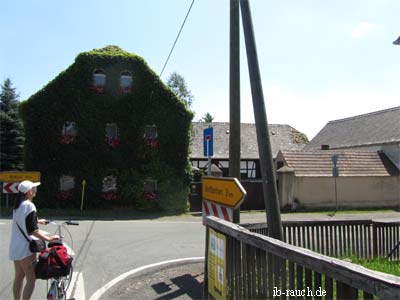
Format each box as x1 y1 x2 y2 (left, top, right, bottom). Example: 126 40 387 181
0 78 24 170
201 112 215 123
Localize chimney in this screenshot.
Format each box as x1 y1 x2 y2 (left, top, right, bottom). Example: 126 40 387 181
321 144 330 150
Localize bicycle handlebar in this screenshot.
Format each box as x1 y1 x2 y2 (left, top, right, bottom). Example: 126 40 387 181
45 220 80 226
66 221 79 226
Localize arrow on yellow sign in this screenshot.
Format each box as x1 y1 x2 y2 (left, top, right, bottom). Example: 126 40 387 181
202 176 246 209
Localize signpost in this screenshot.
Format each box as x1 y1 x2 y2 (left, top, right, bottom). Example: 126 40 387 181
202 176 246 223
202 176 246 209
0 171 41 208
331 155 339 215
0 171 41 183
203 127 214 176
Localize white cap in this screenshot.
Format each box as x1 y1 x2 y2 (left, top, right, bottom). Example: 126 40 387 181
18 180 41 193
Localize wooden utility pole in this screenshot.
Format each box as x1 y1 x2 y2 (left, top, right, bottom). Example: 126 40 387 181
229 0 241 224
240 0 283 240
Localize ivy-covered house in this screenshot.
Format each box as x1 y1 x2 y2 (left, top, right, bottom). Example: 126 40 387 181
20 46 193 211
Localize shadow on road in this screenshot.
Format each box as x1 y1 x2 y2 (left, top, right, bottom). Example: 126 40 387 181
152 273 204 300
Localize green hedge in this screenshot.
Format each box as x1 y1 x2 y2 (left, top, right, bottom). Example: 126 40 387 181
20 46 193 211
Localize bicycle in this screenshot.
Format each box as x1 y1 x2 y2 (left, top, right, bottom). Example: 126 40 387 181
43 220 79 300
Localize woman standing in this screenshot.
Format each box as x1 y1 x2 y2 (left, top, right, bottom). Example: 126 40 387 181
9 180 59 300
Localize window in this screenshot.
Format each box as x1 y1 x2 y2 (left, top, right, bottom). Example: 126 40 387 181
144 125 159 148
144 125 158 139
143 179 157 201
240 161 257 179
101 172 119 200
120 71 132 93
60 121 76 144
60 175 75 191
92 69 106 92
57 175 75 201
102 174 117 192
105 123 120 148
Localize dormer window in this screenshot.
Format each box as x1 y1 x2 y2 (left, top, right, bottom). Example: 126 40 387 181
105 123 120 148
120 71 132 93
92 69 106 92
60 121 76 144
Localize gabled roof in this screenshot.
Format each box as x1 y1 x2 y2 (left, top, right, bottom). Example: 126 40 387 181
190 122 308 159
279 150 399 177
305 106 400 150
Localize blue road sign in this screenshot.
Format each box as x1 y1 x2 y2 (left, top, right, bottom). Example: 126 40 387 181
203 127 214 157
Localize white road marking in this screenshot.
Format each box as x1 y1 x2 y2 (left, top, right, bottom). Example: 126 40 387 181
89 257 204 300
0 222 5 225
67 271 85 300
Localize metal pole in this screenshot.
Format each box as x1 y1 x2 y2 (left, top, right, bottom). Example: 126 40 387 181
240 0 283 240
229 0 241 224
207 140 212 176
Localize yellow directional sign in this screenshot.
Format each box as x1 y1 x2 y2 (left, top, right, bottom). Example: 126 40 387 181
202 176 246 209
0 171 41 183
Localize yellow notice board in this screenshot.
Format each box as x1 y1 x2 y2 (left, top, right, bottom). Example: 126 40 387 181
0 171 40 183
208 228 226 300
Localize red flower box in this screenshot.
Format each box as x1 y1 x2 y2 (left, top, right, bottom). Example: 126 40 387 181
105 137 120 148
143 191 157 201
90 85 104 93
144 137 160 148
101 191 119 201
56 190 74 201
60 134 74 145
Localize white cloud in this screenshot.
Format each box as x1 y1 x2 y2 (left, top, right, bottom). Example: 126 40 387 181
351 22 384 39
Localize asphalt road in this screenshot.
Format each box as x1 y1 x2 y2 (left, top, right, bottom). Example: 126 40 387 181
0 217 206 300
1 210 399 300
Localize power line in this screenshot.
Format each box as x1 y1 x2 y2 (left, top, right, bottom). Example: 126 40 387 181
160 0 195 77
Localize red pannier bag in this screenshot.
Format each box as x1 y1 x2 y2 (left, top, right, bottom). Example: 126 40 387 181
35 245 72 279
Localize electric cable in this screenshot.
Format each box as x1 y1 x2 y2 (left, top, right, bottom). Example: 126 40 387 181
160 0 195 77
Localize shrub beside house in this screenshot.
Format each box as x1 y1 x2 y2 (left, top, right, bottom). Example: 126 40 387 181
19 46 193 211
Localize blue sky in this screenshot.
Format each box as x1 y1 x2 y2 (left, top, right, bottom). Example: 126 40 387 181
1 0 399 140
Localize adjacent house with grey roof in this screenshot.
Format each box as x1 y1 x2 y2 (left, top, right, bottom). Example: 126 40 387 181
293 106 400 210
190 122 308 179
276 149 400 209
188 122 308 211
305 106 400 169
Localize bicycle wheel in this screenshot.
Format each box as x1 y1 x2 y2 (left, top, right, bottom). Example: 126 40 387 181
47 280 58 300
58 280 67 300
61 264 73 292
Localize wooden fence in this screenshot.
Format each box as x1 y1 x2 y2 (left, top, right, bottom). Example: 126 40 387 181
204 216 400 300
242 220 400 260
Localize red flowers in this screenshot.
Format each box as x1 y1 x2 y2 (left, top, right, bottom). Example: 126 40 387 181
144 137 160 148
119 87 131 94
105 137 120 148
143 191 157 201
101 191 119 201
91 85 104 93
60 135 74 145
56 190 74 201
